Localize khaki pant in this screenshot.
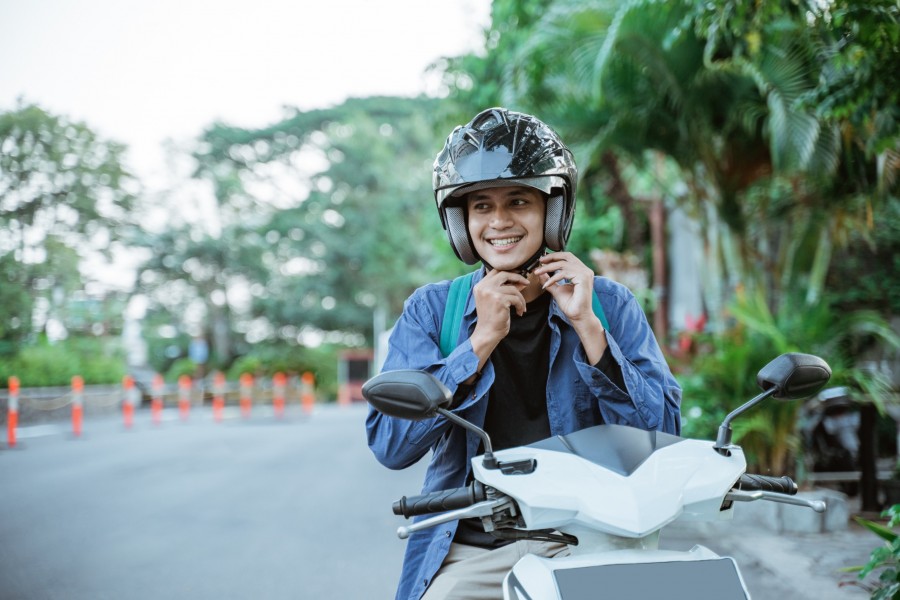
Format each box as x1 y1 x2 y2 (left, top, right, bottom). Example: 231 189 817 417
421 540 570 600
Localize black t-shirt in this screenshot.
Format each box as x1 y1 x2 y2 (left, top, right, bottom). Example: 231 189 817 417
481 291 553 451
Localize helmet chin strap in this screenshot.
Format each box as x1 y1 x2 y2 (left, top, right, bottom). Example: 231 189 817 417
480 246 547 278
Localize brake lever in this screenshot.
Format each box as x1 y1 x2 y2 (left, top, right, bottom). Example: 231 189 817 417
725 489 827 513
397 497 514 539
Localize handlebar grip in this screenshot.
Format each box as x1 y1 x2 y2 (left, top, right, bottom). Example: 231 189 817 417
738 474 798 496
392 482 486 518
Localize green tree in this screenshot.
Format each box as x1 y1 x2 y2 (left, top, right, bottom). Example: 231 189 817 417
228 97 461 344
133 223 269 368
0 101 136 353
686 0 899 306
435 0 554 112
136 96 456 373
0 252 31 355
446 0 898 320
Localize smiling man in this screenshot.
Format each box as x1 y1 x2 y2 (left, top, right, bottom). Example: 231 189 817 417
366 108 681 600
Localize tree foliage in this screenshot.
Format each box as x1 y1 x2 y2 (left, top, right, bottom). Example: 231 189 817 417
135 96 461 372
218 96 460 336
0 101 136 355
436 0 898 320
0 102 134 240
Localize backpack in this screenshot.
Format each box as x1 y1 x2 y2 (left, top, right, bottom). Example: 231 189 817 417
439 271 610 357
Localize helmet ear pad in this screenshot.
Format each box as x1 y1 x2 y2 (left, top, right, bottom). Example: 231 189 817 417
443 205 480 265
544 194 571 251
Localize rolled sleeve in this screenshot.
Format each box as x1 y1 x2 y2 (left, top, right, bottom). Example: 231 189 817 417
574 279 682 434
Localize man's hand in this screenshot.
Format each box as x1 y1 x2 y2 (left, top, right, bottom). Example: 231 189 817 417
534 252 594 323
467 269 529 369
534 252 608 364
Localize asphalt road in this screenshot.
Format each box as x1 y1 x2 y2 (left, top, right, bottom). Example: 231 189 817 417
1 405 426 600
0 404 873 599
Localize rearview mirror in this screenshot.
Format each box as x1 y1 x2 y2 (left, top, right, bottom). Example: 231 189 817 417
715 352 831 454
362 370 453 421
757 353 832 400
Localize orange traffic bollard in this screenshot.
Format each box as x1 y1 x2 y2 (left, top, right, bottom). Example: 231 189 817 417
151 374 164 425
301 371 315 415
273 372 286 419
212 372 225 423
7 376 19 447
178 375 191 421
122 375 136 428
72 375 84 437
239 373 253 419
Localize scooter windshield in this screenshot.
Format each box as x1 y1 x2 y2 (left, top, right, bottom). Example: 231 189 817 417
527 424 684 476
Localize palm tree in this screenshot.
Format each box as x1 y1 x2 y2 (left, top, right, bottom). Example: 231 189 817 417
498 0 855 320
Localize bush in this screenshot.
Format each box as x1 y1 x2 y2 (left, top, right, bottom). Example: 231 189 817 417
845 504 900 598
164 358 197 383
225 343 342 400
677 290 899 474
0 336 126 387
158 343 347 400
828 199 900 315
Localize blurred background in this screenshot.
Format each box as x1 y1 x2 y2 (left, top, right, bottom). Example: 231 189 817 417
2 0 900 506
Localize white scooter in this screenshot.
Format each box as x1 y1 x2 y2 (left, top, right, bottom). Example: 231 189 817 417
363 352 832 599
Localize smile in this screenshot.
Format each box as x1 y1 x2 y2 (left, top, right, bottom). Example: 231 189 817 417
489 236 522 248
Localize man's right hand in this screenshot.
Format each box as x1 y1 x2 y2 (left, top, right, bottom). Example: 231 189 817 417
467 269 528 370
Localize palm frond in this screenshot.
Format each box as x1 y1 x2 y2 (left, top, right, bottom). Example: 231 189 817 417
854 516 899 544
735 42 826 173
728 290 789 352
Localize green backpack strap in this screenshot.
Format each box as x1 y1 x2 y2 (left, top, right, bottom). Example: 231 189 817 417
591 289 610 332
440 271 611 357
440 271 476 358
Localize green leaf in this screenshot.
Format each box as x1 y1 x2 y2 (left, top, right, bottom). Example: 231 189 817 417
856 516 900 544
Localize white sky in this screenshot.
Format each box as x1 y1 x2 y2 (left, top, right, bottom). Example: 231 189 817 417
0 0 491 184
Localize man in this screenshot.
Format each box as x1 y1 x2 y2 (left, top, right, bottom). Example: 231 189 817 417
366 107 681 600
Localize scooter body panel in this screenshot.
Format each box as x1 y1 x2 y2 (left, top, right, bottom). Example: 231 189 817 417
472 425 746 538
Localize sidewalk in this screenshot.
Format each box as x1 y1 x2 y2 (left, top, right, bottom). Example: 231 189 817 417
726 519 874 598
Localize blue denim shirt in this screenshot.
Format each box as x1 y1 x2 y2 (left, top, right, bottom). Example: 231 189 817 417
366 269 681 600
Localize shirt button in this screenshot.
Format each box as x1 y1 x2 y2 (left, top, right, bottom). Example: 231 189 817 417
445 530 452 537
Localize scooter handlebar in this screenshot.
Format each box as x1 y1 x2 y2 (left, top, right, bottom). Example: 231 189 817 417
392 482 487 518
737 474 798 496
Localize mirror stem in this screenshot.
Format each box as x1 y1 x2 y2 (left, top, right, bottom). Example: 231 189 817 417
436 407 499 469
714 387 777 455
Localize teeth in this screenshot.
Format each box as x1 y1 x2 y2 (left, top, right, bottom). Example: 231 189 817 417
490 237 522 247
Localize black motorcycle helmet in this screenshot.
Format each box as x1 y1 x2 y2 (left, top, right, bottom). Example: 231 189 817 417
433 107 578 268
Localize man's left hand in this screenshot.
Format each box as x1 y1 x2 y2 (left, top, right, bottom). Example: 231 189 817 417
534 252 595 324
